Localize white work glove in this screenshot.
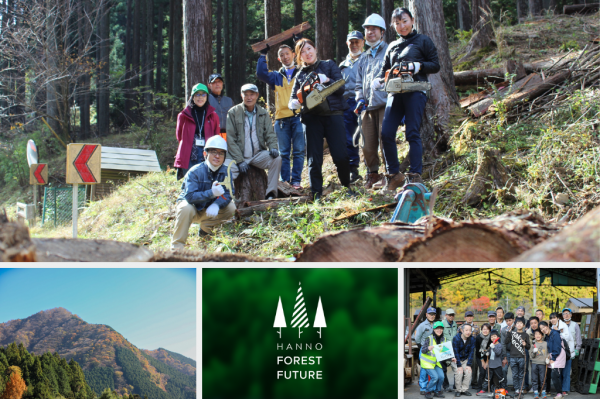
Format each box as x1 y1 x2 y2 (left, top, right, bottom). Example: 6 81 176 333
211 181 225 197
371 78 385 91
317 74 330 83
205 203 220 218
533 347 538 353
289 99 301 110
545 358 550 364
490 343 495 349
409 61 421 74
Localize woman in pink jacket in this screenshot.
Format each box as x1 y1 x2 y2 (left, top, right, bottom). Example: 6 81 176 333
175 83 221 180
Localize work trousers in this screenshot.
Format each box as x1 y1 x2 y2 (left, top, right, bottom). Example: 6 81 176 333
510 357 526 392
275 116 305 185
424 367 445 393
531 363 549 393
489 366 506 391
171 200 236 249
503 354 510 387
361 107 385 173
450 362 472 393
229 151 282 198
562 358 572 393
302 113 351 195
343 97 360 167
442 361 455 390
525 350 531 388
380 91 427 175
571 356 579 391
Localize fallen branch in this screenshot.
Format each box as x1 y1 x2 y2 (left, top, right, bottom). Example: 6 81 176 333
563 3 599 15
236 196 310 217
331 202 397 223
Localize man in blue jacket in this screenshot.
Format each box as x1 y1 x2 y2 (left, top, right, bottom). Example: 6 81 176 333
171 136 236 249
452 323 475 396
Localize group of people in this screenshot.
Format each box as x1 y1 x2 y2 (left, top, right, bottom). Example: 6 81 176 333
415 306 582 399
169 7 440 249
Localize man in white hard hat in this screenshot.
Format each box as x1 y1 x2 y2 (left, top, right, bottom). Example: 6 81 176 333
354 14 390 191
226 83 282 199
171 135 236 249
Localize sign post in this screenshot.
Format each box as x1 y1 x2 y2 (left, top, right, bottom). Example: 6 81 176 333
66 144 101 238
26 140 46 227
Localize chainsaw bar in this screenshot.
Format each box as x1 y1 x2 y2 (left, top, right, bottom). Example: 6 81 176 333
385 77 431 94
305 78 346 110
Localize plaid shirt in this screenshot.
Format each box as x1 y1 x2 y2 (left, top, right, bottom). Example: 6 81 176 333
452 333 476 367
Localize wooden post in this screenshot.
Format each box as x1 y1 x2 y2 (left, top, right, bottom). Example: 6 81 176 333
32 186 37 227
72 183 78 238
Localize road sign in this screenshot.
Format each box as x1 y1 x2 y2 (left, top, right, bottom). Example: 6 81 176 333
29 164 48 185
27 139 38 167
66 144 101 184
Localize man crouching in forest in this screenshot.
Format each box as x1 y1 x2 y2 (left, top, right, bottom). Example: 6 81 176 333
171 136 235 249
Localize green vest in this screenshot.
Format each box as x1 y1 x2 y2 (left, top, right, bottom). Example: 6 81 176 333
421 335 445 369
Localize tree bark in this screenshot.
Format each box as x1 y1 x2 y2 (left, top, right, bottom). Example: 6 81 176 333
366 0 371 17
294 0 303 25
155 6 164 93
167 0 174 95
380 0 394 44
409 0 459 159
133 0 141 96
337 0 349 64
512 205 600 262
183 0 213 99
216 0 222 74
125 0 134 122
461 0 493 60
140 0 147 98
144 0 154 106
97 0 111 136
563 3 599 14
516 0 528 20
172 0 183 99
231 0 246 103
457 0 471 31
224 0 231 96
529 0 543 16
234 166 268 204
77 0 92 139
315 0 334 60
265 0 281 110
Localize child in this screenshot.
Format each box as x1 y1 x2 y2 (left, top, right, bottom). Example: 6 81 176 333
506 317 531 395
487 330 505 391
530 329 549 399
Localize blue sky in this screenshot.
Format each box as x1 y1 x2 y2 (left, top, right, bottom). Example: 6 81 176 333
0 268 196 360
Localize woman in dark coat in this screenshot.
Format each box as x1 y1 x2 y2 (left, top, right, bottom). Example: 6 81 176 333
289 38 355 201
373 7 440 188
174 83 220 180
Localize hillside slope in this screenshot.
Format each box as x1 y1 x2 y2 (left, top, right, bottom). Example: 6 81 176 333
0 308 195 398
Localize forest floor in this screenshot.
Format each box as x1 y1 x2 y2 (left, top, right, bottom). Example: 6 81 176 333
1 13 599 259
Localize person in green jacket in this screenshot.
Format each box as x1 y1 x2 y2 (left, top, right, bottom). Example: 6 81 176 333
225 84 282 199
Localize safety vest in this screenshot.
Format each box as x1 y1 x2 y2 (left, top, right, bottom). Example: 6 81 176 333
421 335 445 369
274 76 296 120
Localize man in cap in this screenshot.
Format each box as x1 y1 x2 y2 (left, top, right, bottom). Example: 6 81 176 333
462 311 479 389
226 84 282 199
208 73 234 139
563 308 582 392
415 307 438 395
488 311 501 332
354 14 391 190
442 309 458 391
256 43 305 189
171 136 236 249
339 31 365 184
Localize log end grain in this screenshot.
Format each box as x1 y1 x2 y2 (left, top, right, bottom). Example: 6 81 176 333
32 238 154 262
0 210 37 262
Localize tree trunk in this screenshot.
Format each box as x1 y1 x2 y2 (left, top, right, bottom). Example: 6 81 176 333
216 0 222 74
183 0 213 99
224 0 231 96
529 0 543 16
234 166 268 204
457 0 472 31
548 0 558 13
380 0 394 44
366 0 371 17
461 0 493 60
563 3 600 14
167 0 174 96
231 0 246 103
133 0 141 96
144 0 154 106
516 0 528 20
77 0 92 140
97 0 111 136
125 0 134 122
172 0 183 100
265 0 281 111
315 0 334 60
336 0 349 64
294 0 303 25
140 0 147 102
408 0 459 159
513 205 600 262
155 6 164 93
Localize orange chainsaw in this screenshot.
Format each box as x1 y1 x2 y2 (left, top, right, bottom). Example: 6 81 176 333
296 72 346 111
384 62 431 95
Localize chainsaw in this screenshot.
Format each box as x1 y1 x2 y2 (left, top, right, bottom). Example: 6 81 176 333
384 62 432 96
297 72 346 112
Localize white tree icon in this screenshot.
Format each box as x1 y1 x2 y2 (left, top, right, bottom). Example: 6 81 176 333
273 296 287 338
291 282 309 338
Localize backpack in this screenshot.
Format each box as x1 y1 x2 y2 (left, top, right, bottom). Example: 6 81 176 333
561 338 571 359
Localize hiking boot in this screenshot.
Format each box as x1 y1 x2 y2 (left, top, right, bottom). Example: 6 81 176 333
406 172 423 183
462 391 472 396
350 165 361 184
425 392 434 399
434 392 446 398
312 192 322 202
382 172 406 193
345 187 358 198
364 172 383 189
198 228 210 237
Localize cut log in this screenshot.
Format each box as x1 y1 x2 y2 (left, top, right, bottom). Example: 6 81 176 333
454 60 526 86
463 148 513 206
152 249 273 262
277 180 303 197
32 238 154 262
251 22 311 52
400 211 561 262
234 165 268 204
0 210 36 262
512 205 600 262
563 3 599 14
236 196 310 217
295 223 427 262
460 81 509 108
466 73 538 116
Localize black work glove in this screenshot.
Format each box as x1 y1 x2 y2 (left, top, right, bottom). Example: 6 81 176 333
269 148 279 158
260 44 270 55
292 33 303 44
238 161 249 174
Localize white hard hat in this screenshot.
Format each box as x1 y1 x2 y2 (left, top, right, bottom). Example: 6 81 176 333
205 135 227 153
362 13 386 31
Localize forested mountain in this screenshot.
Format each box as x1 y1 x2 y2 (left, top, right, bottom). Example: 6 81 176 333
0 308 195 398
